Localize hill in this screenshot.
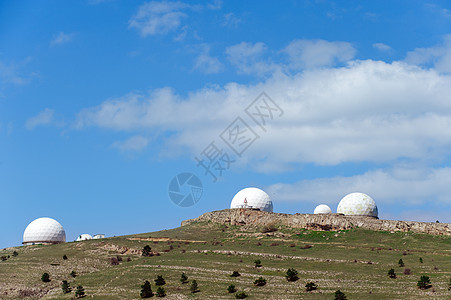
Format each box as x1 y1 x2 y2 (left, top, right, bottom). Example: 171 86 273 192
1 209 451 299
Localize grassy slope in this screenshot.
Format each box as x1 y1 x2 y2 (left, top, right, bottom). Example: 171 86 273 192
2 221 451 299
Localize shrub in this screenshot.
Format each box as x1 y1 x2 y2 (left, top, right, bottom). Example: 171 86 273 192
301 244 312 249
419 257 423 263
285 268 299 281
61 280 71 294
140 280 153 298
190 280 199 293
227 284 237 293
398 259 405 267
110 257 119 265
62 254 67 260
417 275 432 289
235 291 248 299
305 282 317 291
142 245 152 257
254 259 262 268
334 290 347 300
41 272 50 282
448 277 451 291
1 256 7 261
12 251 18 257
156 286 166 297
254 277 266 286
155 275 166 286
75 285 85 298
388 268 396 279
404 268 411 275
116 255 123 262
70 270 77 278
230 271 241 277
127 257 132 262
180 272 188 284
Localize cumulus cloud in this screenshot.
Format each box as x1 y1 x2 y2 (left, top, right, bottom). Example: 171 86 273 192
50 32 76 47
112 135 150 152
193 45 223 74
225 42 276 75
405 34 451 73
373 42 392 52
282 39 356 69
26 108 55 130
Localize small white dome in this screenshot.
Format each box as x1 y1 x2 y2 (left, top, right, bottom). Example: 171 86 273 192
230 187 273 212
337 192 378 218
314 204 332 214
76 234 93 241
23 217 66 245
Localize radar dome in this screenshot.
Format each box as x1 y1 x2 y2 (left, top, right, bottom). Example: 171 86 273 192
337 192 378 218
314 204 332 214
23 217 66 245
230 187 273 212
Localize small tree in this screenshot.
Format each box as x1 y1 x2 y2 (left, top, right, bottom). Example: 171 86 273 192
448 277 451 291
398 259 405 267
230 271 241 277
254 259 262 268
61 280 71 294
63 254 68 260
235 291 248 299
12 251 18 257
254 277 266 286
70 270 77 278
142 245 152 257
190 280 199 293
388 268 396 279
305 282 317 291
419 257 423 263
75 285 85 298
156 286 166 297
155 275 165 286
285 268 299 281
417 275 432 289
140 280 153 298
41 273 50 282
180 272 188 284
334 290 347 300
227 284 237 293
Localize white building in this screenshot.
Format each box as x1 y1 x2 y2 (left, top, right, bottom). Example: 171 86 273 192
230 187 273 212
314 204 332 214
23 217 66 245
337 192 378 218
76 234 93 241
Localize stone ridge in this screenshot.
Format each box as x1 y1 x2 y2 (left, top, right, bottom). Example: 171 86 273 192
181 209 451 236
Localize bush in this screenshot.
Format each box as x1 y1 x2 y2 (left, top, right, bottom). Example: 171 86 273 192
417 275 432 289
116 255 123 262
142 245 152 257
448 277 451 291
75 285 85 298
419 257 423 263
156 286 166 297
254 277 266 286
180 272 188 284
61 280 71 294
254 259 262 268
41 273 50 282
388 268 396 279
62 254 67 260
230 271 241 277
155 275 166 286
110 257 120 265
334 290 347 300
70 270 77 278
12 251 18 257
404 268 411 275
285 268 299 281
398 259 404 267
190 280 199 293
140 280 153 298
1 256 7 261
235 291 248 299
305 282 317 291
227 284 237 293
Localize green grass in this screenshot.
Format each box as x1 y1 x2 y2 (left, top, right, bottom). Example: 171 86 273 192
1 222 451 299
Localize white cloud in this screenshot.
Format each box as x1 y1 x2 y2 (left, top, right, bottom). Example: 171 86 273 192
0 58 34 86
282 39 356 69
193 45 223 74
26 108 55 130
405 34 451 73
112 135 150 152
222 12 241 28
373 42 392 52
50 32 75 47
225 42 276 75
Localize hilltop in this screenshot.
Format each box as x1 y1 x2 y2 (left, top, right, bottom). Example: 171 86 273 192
1 209 451 299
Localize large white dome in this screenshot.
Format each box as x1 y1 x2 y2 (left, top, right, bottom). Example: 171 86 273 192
230 187 273 212
23 217 66 245
314 204 332 214
337 192 378 218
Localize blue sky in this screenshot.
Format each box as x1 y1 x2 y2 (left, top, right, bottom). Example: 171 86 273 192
2 0 451 248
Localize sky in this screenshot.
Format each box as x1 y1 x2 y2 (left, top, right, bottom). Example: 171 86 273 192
2 0 451 248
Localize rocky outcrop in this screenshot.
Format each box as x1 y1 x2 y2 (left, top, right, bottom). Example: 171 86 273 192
181 209 451 236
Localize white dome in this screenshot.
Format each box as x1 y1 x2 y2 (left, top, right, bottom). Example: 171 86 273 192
314 204 332 214
76 234 92 241
230 187 273 212
337 192 378 218
23 217 66 245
